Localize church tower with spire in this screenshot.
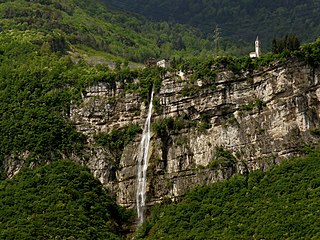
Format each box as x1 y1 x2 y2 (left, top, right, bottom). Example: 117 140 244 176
255 36 261 57
250 36 261 58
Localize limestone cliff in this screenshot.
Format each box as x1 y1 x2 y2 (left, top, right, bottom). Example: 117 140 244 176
71 59 320 208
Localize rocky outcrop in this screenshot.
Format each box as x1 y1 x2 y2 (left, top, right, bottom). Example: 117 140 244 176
71 60 320 208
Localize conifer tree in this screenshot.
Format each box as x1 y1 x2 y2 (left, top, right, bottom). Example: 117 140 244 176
272 34 300 54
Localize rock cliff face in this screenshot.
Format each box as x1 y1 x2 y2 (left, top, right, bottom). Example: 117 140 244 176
71 60 320 208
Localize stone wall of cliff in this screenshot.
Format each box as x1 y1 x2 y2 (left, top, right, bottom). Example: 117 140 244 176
71 59 320 208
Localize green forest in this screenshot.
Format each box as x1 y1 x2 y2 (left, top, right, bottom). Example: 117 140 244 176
0 0 235 62
105 0 320 48
1 0 320 238
136 151 320 239
0 160 133 239
0 29 319 237
2 150 320 239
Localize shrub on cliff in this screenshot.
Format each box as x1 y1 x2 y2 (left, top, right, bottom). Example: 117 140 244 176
298 38 320 67
95 123 142 162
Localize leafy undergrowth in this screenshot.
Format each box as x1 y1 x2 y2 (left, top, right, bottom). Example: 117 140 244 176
137 152 320 239
0 160 134 240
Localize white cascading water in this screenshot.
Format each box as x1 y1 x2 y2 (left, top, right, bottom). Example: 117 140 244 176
136 88 154 224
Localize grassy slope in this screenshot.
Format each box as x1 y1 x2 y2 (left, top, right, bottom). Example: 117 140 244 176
137 151 320 239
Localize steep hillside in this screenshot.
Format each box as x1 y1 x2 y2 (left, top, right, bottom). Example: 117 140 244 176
136 151 320 239
0 160 133 239
0 0 219 179
0 0 221 62
105 0 320 47
1 0 320 238
0 29 87 178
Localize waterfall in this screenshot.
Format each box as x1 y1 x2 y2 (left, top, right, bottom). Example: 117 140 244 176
136 88 154 224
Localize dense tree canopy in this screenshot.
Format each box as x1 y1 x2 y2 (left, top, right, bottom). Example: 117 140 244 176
272 34 300 54
136 151 320 239
105 0 320 48
0 0 233 62
1 1 320 238
0 160 133 239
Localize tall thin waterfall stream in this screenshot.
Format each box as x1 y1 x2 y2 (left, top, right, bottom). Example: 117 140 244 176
136 89 154 224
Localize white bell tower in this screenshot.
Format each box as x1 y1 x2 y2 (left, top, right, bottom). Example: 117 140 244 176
255 36 261 58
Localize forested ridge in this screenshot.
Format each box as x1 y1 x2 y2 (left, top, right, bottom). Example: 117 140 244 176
0 0 258 179
0 0 227 62
104 0 320 48
1 0 320 238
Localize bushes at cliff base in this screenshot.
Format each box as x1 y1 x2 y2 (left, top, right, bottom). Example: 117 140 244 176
0 160 132 240
137 151 320 239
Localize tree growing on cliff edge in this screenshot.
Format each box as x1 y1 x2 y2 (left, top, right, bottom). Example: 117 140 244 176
272 34 300 54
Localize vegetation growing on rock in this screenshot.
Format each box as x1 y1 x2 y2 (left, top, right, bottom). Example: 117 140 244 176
1 1 320 238
136 151 320 239
95 124 142 161
2 22 319 177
